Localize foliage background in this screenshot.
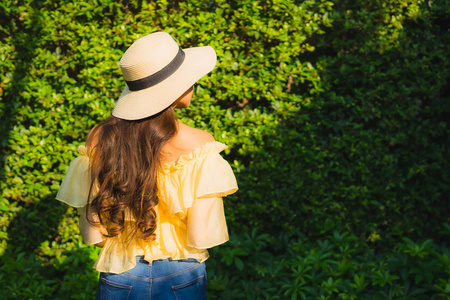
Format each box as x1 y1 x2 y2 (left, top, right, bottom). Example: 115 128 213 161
0 0 449 299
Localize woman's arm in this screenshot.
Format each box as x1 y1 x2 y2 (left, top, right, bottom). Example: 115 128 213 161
186 196 229 249
77 206 106 247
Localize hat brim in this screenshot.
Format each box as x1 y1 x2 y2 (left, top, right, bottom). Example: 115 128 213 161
112 46 217 120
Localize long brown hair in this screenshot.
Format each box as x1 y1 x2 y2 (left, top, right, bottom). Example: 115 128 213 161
86 107 177 241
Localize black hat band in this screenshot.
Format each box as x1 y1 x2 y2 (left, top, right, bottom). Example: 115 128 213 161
126 47 186 92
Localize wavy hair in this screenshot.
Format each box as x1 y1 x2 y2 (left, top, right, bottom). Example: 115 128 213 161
85 107 177 241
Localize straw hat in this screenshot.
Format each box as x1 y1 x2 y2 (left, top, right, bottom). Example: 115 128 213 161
112 32 217 120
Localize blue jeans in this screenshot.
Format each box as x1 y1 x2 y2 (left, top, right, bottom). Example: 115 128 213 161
96 257 207 300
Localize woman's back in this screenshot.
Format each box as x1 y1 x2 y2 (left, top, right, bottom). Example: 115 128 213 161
160 121 215 166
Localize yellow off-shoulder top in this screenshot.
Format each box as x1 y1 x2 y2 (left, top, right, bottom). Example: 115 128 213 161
56 141 238 274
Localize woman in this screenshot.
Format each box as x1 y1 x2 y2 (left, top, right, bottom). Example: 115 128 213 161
56 32 238 299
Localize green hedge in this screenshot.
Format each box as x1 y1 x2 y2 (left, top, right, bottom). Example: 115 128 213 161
230 0 450 245
0 0 449 298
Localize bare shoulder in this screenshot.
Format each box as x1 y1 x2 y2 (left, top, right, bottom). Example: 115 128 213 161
175 122 215 151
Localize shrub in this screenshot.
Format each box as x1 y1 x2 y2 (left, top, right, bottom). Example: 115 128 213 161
206 229 450 299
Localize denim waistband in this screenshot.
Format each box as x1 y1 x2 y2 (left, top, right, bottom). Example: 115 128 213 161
135 256 199 264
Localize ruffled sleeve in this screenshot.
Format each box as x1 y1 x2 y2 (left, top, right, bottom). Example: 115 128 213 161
192 149 239 200
158 141 238 249
158 141 238 216
56 145 104 245
56 145 94 208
